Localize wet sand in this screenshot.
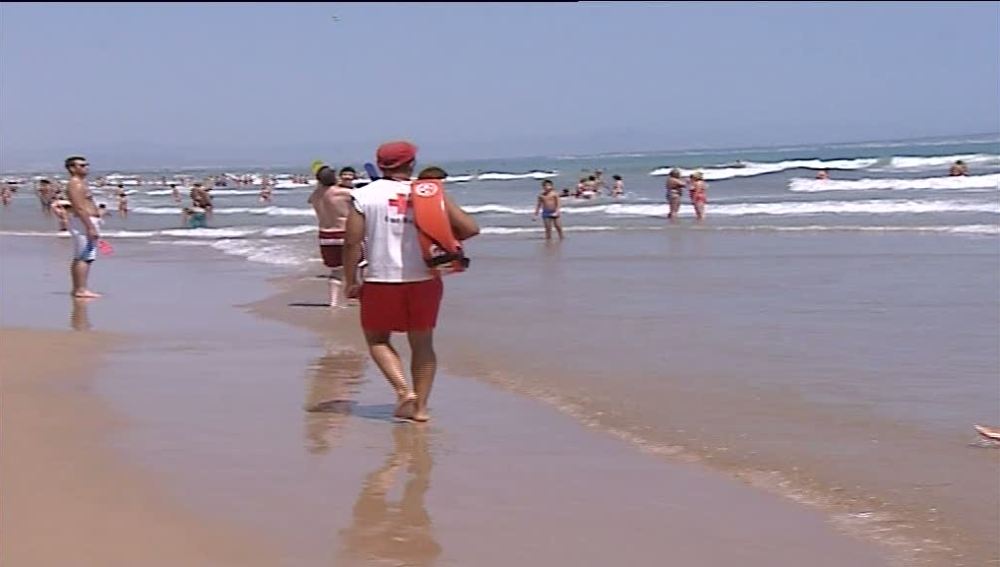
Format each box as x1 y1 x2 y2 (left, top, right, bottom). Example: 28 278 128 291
0 328 280 567
1 236 891 566
428 231 1000 566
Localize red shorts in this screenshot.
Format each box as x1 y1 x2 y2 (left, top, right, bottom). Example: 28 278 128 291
319 230 344 268
360 278 443 332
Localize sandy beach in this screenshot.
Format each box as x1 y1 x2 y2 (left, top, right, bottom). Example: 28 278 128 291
0 328 281 566
0 233 895 566
4 2 999 564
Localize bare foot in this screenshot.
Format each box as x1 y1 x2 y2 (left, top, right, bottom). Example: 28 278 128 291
974 425 1000 440
411 410 430 423
73 290 102 299
394 393 417 420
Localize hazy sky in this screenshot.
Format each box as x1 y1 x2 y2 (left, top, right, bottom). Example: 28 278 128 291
2 2 998 169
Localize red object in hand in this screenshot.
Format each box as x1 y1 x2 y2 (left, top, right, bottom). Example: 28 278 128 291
97 239 114 256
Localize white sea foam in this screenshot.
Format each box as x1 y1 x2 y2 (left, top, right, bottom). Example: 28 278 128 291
0 224 325 241
720 224 999 236
133 206 186 215
707 199 999 217
146 188 263 196
887 153 1000 170
204 189 265 196
133 206 316 217
260 207 315 217
0 230 69 237
272 181 312 190
158 227 259 238
649 158 878 180
261 225 316 237
209 239 315 266
98 230 159 238
479 225 618 235
464 204 533 215
476 171 559 181
789 173 1000 193
443 198 999 218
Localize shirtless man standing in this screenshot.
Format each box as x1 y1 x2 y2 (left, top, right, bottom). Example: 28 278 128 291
533 179 564 240
308 164 355 307
65 156 102 298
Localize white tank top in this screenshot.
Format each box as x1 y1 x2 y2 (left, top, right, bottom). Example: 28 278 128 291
351 178 432 283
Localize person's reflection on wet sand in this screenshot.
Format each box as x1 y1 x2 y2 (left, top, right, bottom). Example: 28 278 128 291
337 426 440 567
70 298 93 331
303 344 367 454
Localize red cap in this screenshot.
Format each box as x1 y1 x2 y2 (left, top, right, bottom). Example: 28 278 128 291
376 140 418 170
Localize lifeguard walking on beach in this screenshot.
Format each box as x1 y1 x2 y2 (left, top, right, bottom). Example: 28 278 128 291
342 141 479 422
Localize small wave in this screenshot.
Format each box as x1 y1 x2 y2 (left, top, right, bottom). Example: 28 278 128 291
464 203 621 216
262 225 316 237
450 199 999 218
649 158 878 180
133 206 316 217
98 230 158 238
464 204 534 215
203 189 265 196
158 227 259 238
210 239 315 266
0 230 69 238
155 238 316 266
0 225 325 241
480 225 618 235
259 207 315 217
0 229 158 239
718 224 999 236
146 188 262 197
887 153 1000 170
524 200 998 218
789 173 1000 192
708 199 999 217
272 181 312 190
133 206 186 215
476 171 558 181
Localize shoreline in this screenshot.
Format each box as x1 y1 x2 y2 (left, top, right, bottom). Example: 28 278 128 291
249 256 998 567
248 267 907 565
1 232 987 566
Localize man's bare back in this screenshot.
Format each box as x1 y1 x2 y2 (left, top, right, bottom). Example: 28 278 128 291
309 183 353 231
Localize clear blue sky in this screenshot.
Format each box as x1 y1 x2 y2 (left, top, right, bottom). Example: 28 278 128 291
2 2 998 169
